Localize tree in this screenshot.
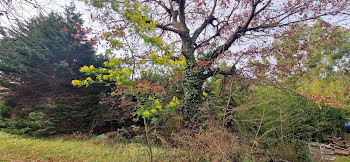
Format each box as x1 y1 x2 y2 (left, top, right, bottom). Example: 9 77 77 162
0 5 97 88
77 0 349 122
0 5 104 136
266 20 349 78
268 20 350 109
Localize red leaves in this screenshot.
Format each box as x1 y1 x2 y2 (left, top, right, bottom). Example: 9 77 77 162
61 27 68 33
66 24 97 48
135 80 167 97
196 0 207 7
297 91 349 109
197 59 211 70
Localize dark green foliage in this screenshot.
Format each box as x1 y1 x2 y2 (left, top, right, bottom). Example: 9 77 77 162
291 140 312 162
0 12 97 85
2 109 56 137
202 74 250 126
0 102 10 128
182 67 207 123
0 5 107 137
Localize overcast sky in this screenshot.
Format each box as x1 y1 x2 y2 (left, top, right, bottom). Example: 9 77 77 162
0 0 99 31
1 0 349 58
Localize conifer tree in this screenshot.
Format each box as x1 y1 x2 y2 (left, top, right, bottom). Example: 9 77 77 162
0 5 104 136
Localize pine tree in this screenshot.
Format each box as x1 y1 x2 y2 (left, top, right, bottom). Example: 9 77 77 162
0 5 105 136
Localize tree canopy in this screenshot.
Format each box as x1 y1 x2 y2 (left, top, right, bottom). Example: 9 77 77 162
73 0 350 123
0 6 98 87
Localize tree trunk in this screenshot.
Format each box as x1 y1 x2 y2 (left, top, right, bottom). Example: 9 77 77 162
182 66 207 123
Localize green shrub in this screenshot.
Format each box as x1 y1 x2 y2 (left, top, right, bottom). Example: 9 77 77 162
2 109 56 137
233 85 350 146
0 101 10 128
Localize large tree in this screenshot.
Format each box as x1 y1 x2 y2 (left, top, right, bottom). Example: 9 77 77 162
0 5 97 88
0 5 104 136
268 20 350 109
78 0 349 122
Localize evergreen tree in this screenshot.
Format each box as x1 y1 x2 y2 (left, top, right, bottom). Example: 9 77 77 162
0 5 106 136
0 5 96 87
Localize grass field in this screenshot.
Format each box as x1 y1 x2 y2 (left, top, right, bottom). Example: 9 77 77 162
0 131 180 161
2 130 350 161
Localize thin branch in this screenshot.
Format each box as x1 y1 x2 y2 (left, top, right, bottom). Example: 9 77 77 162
194 26 222 49
191 0 217 41
254 0 271 16
153 0 171 15
210 0 260 60
194 3 238 49
155 23 184 35
223 77 235 127
246 12 331 32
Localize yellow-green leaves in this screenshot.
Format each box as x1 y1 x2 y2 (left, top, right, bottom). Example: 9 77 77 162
104 58 123 67
110 39 123 48
143 111 151 118
203 91 208 97
141 96 180 119
72 57 134 87
92 1 104 8
79 65 91 73
71 80 83 87
167 96 180 109
112 1 119 11
154 99 160 104
123 2 153 33
148 51 186 74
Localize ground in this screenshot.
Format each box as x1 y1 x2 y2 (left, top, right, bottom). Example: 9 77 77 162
0 131 179 161
1 130 350 161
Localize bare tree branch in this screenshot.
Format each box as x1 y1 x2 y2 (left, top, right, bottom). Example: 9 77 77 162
254 0 271 16
210 0 261 60
246 12 331 32
194 25 224 49
191 0 217 41
153 0 171 15
155 23 184 36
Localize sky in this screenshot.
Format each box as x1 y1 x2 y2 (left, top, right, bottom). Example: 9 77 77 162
1 0 349 63
1 0 108 52
0 0 99 34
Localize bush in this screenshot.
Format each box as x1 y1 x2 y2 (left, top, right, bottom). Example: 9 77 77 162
2 109 56 137
0 85 109 137
271 140 312 162
232 85 350 155
170 120 243 161
0 101 11 128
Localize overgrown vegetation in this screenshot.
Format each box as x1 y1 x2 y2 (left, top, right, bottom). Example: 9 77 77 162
0 1 350 161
